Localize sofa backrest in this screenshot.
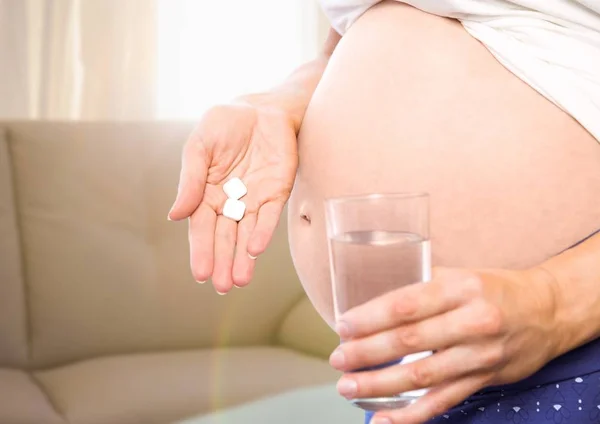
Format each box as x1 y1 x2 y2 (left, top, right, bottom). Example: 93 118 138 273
0 122 315 370
0 128 29 368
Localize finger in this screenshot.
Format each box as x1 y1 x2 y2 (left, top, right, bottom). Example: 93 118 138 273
188 204 216 283
232 212 257 288
247 200 285 258
335 344 499 400
169 137 209 221
371 374 489 424
212 215 237 294
331 301 504 371
337 269 481 340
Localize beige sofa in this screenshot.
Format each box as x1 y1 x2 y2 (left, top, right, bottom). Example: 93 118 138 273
0 122 340 424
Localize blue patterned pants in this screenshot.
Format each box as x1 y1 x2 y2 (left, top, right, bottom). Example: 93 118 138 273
365 369 600 423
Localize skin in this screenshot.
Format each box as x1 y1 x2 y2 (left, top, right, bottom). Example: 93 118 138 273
168 103 298 292
170 2 600 423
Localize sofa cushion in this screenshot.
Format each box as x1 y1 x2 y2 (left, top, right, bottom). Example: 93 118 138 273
0 128 28 367
176 383 363 424
35 347 341 424
4 122 307 368
0 368 65 424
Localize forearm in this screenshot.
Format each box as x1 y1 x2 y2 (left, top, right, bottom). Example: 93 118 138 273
238 28 341 134
540 230 600 356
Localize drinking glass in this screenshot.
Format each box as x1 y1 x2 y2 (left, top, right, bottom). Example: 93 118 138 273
325 192 432 411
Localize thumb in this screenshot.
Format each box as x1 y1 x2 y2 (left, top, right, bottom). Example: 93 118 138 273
168 141 209 221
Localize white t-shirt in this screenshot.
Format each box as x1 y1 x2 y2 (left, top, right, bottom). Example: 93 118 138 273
319 0 600 143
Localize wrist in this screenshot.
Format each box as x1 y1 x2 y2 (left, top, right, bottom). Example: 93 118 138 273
534 254 600 357
525 266 567 360
235 91 306 133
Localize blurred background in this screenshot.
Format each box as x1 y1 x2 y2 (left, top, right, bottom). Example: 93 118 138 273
0 0 329 120
0 1 362 424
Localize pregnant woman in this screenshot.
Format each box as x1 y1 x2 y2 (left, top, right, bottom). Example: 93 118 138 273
169 1 600 423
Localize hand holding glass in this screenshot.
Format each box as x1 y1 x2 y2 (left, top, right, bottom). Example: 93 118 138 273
325 193 432 411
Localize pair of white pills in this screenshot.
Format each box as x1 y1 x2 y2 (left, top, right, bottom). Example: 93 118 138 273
222 177 247 221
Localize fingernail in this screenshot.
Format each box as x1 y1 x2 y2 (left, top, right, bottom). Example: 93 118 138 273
329 348 346 368
336 321 352 339
248 253 257 260
167 205 175 218
337 378 358 398
372 417 392 424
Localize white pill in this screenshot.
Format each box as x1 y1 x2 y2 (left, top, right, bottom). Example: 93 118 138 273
223 198 246 222
223 177 247 200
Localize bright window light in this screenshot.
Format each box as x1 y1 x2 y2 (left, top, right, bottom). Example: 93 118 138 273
157 1 318 120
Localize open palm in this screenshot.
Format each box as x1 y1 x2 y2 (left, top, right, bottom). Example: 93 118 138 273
169 103 298 293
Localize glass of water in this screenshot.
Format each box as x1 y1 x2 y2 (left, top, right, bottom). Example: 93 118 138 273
325 192 432 412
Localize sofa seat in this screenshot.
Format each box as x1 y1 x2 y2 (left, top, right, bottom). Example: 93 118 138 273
29 347 340 424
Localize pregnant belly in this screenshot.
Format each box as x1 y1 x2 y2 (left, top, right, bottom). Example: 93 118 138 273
287 1 600 326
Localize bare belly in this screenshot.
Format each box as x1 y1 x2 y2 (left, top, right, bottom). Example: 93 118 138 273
287 1 600 326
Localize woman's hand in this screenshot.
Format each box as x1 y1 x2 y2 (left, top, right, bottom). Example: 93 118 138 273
168 100 298 294
329 267 561 424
